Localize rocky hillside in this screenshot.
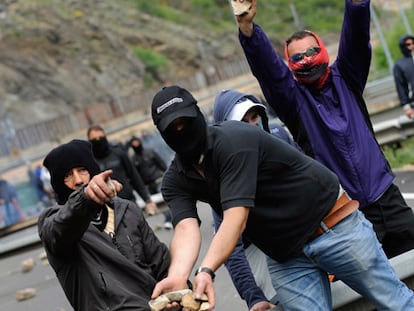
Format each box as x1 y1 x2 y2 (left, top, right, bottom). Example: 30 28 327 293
0 0 409 129
0 0 243 127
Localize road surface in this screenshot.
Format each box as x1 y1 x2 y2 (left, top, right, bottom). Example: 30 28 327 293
1 170 414 311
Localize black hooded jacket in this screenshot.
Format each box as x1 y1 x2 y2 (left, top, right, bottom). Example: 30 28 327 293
128 137 167 185
393 34 414 106
38 188 170 310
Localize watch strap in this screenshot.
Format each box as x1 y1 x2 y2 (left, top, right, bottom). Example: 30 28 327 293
195 266 215 281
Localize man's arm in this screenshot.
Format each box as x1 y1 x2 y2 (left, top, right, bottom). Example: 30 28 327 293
151 217 201 296
38 170 121 257
236 1 298 124
212 211 270 309
337 0 371 92
38 187 101 257
192 206 249 309
393 64 412 108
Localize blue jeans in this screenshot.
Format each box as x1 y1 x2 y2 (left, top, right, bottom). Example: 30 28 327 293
266 211 414 310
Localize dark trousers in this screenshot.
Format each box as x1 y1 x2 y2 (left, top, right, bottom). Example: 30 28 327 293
361 183 414 258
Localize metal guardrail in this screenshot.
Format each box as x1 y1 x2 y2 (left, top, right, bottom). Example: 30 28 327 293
374 115 414 146
364 76 396 102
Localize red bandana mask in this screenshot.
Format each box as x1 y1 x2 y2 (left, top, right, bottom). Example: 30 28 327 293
284 31 330 90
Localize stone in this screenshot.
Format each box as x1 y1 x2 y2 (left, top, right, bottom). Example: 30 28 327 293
21 258 35 273
15 288 36 301
181 293 200 311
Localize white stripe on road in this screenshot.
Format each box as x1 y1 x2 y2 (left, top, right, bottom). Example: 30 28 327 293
402 193 414 200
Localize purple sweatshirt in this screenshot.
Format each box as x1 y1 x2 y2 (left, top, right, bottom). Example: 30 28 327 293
239 0 393 207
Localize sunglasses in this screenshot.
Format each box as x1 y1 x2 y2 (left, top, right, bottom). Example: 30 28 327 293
290 46 321 63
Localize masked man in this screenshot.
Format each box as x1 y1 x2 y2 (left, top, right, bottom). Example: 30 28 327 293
38 139 170 310
235 0 414 258
150 85 414 310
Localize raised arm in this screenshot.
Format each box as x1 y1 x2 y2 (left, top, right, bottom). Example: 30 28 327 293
236 0 298 123
337 0 371 93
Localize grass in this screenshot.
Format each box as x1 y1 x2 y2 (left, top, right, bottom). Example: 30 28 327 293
126 0 345 38
372 7 414 72
383 136 414 169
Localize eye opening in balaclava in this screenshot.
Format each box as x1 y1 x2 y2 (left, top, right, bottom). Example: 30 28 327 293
160 111 207 165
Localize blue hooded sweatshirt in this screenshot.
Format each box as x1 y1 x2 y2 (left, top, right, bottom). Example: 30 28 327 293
213 89 300 147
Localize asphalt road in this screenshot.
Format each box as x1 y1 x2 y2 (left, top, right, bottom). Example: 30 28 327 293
0 201 246 311
1 170 414 311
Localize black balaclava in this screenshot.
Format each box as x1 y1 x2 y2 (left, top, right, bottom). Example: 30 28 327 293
129 136 143 154
43 139 101 204
161 110 207 165
90 137 110 159
151 85 207 165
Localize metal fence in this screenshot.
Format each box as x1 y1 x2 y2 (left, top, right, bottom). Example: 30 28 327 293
0 56 400 159
0 57 253 158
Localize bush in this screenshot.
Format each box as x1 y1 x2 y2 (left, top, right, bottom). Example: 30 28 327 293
383 136 414 169
132 46 170 86
373 7 414 73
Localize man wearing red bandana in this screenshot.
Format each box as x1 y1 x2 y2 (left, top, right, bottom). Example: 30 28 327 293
236 0 414 261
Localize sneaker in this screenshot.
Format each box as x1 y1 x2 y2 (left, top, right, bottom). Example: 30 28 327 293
163 221 173 230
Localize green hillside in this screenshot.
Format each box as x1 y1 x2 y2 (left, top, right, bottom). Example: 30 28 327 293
130 0 345 38
132 0 413 73
0 0 412 128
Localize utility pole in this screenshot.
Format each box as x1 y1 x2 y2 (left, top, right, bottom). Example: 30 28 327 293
396 0 413 35
370 4 394 75
289 2 303 30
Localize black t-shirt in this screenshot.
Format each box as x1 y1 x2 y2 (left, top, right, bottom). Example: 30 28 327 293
162 121 339 262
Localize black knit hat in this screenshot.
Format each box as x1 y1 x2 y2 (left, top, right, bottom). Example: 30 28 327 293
43 139 101 204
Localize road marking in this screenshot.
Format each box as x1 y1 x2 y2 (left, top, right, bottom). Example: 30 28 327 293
402 193 414 200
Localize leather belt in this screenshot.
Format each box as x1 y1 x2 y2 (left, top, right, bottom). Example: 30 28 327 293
309 193 359 241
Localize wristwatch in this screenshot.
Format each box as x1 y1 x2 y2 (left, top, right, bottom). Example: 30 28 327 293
195 266 215 281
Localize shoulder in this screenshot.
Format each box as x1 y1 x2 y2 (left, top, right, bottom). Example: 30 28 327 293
208 122 271 158
210 121 260 141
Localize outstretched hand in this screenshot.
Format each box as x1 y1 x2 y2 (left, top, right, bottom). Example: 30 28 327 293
236 0 257 37
84 170 122 204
